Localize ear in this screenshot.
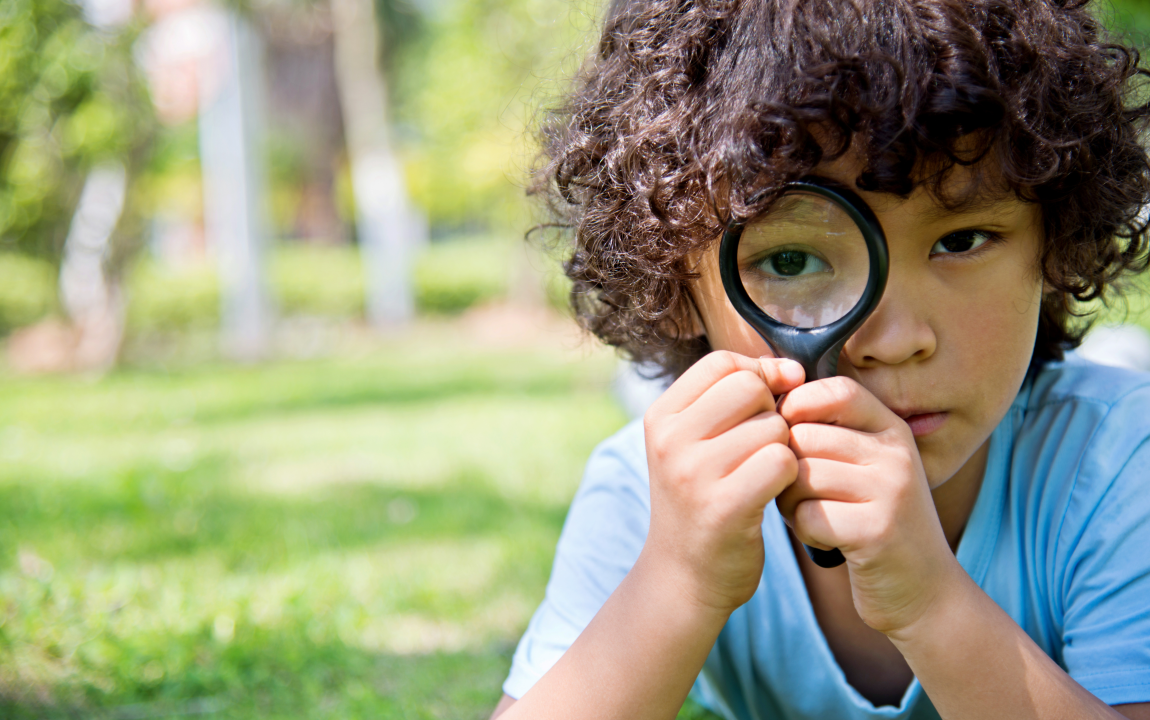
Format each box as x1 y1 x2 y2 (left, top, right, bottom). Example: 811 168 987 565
679 249 713 340
682 289 707 340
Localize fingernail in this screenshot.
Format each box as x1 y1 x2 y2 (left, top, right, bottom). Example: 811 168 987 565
780 360 805 384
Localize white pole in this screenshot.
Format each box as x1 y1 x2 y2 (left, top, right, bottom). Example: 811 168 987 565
59 163 128 371
198 7 272 360
330 0 421 328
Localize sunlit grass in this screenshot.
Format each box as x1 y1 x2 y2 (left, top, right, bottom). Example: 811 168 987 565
7 280 1149 718
0 333 727 719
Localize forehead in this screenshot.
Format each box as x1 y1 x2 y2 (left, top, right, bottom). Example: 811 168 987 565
809 152 1037 229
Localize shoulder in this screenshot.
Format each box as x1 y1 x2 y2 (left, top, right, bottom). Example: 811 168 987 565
575 417 651 500
586 417 649 478
1008 358 1150 568
1008 361 1150 702
1025 356 1150 412
1016 358 1150 467
555 417 651 561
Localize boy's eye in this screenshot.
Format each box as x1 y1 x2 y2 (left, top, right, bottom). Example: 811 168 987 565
931 230 995 255
758 250 830 278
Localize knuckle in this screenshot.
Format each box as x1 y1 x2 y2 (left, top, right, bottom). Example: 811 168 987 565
776 445 799 476
731 369 766 395
871 513 896 541
645 423 676 461
681 454 707 483
792 502 819 536
709 350 744 377
881 423 913 446
825 376 861 403
763 438 792 461
644 393 669 420
788 421 811 442
642 408 659 434
760 442 798 478
764 412 790 442
758 358 784 385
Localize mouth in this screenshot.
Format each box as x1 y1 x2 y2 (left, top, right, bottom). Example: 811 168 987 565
890 408 948 437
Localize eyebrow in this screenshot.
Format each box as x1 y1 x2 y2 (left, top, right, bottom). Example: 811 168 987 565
913 195 1022 223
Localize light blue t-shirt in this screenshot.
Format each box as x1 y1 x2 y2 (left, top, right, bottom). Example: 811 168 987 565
503 359 1150 718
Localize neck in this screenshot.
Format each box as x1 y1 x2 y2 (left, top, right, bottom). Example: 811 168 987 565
931 438 990 553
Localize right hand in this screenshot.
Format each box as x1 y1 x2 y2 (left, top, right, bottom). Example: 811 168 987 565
642 350 805 615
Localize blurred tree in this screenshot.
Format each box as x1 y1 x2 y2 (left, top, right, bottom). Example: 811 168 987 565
250 0 594 235
331 0 422 326
0 0 154 268
1109 0 1150 36
392 0 596 232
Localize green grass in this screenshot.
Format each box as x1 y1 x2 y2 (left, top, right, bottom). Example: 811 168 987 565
0 334 721 718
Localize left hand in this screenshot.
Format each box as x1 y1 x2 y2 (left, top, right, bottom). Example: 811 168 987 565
774 376 961 636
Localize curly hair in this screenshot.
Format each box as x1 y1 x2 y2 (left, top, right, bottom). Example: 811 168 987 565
531 0 1150 378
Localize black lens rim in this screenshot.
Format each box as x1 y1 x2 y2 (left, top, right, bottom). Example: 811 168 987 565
718 177 890 382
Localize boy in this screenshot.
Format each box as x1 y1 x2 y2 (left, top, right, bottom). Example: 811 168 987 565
494 1 1150 718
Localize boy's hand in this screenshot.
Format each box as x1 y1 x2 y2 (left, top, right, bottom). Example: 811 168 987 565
642 350 805 615
774 376 959 635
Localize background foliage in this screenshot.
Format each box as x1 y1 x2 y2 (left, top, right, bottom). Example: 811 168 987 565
3 0 1150 335
0 0 153 265
391 0 596 230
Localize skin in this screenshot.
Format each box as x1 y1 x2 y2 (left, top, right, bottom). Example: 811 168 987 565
490 157 1150 719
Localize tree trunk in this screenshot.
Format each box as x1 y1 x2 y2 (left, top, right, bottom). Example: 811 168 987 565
329 0 421 328
59 162 128 373
198 8 273 361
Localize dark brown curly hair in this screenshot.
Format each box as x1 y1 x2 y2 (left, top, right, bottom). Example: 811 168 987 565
531 0 1150 378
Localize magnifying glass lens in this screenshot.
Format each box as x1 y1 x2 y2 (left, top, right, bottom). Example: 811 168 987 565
737 191 870 329
720 180 889 570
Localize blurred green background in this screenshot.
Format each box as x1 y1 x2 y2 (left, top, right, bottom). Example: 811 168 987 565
2 0 1150 718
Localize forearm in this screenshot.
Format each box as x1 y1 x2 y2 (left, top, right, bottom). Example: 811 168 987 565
888 566 1123 720
501 549 730 720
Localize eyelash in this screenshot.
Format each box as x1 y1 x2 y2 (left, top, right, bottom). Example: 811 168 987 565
929 229 1003 257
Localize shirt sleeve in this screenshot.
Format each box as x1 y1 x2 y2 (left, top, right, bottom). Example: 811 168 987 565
1056 387 1150 706
502 420 652 699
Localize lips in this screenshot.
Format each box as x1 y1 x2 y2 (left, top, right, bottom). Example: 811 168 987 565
890 409 948 437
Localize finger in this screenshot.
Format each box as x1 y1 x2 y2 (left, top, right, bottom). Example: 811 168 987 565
788 497 849 552
756 356 806 393
686 369 776 439
704 410 790 476
790 497 883 556
774 457 871 527
788 422 879 464
652 351 763 416
652 351 804 416
726 441 798 510
776 376 902 434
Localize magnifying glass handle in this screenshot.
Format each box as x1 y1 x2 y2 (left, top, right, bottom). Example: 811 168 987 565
778 376 850 570
803 545 845 568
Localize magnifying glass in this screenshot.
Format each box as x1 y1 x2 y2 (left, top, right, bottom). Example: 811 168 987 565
718 178 889 568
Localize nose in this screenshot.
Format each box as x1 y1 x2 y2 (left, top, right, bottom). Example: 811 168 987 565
841 272 937 369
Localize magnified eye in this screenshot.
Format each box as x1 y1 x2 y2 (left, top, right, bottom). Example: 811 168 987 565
931 230 995 255
758 250 830 278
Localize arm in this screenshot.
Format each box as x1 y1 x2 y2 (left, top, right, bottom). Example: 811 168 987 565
498 546 731 720
889 560 1148 719
496 352 805 720
774 377 1150 720
491 615 1150 720
490 694 514 718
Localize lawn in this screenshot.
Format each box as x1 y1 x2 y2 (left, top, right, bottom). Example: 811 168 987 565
13 295 1146 719
0 324 721 719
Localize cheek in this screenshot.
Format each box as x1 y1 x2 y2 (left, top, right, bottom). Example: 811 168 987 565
938 258 1043 433
949 261 1043 379
691 255 775 358
916 256 1042 485
706 309 774 358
